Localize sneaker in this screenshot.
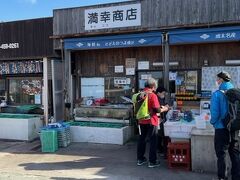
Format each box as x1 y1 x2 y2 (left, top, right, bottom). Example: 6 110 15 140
137 158 147 166
148 161 160 168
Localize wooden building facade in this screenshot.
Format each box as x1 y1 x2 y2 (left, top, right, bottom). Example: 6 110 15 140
0 17 55 120
0 17 53 60
52 0 240 109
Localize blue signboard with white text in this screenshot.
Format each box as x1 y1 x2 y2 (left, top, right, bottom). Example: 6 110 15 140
64 32 162 50
169 26 240 45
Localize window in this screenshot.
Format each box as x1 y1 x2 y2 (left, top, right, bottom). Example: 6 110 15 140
81 77 104 98
137 71 163 90
0 79 6 101
175 71 198 94
9 77 42 105
105 77 134 104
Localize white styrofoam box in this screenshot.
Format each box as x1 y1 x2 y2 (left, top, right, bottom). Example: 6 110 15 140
70 125 133 145
164 121 195 139
0 117 43 141
195 115 207 129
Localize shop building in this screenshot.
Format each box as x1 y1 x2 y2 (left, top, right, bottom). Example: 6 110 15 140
0 17 55 123
52 0 240 113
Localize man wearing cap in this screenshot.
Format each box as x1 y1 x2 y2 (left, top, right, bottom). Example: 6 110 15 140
210 71 240 180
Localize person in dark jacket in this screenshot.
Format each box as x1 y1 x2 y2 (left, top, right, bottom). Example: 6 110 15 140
156 86 170 158
210 71 240 180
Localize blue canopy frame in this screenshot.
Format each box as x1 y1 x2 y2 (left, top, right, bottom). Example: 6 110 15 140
169 26 240 45
64 31 162 50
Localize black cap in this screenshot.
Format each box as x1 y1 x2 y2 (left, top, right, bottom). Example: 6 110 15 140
156 86 167 93
217 71 231 82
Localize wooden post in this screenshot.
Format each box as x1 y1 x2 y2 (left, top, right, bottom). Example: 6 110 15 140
164 33 170 92
64 49 73 120
43 57 49 125
163 33 170 103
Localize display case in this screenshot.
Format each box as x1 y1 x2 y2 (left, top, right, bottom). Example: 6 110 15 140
174 71 200 111
175 71 198 94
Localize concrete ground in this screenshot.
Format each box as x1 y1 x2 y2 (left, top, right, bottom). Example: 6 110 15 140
0 139 216 180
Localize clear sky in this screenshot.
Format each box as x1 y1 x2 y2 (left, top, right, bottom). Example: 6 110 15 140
0 0 131 22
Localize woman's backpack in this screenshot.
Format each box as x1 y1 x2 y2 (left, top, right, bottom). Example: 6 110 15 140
132 91 151 121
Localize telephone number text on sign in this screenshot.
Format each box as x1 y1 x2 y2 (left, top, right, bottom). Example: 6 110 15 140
0 43 19 49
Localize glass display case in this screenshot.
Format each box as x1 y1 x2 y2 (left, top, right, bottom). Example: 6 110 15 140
173 70 199 111
176 71 198 95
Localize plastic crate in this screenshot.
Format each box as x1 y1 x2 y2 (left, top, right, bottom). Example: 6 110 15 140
56 125 71 147
40 129 58 153
62 122 71 145
167 142 191 170
42 122 71 148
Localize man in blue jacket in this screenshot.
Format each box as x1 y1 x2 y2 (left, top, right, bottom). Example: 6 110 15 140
210 71 240 180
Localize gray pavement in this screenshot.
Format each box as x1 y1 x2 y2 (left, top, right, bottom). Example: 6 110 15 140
0 139 216 180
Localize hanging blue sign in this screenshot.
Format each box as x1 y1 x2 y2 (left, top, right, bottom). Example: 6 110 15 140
64 32 162 50
169 26 240 45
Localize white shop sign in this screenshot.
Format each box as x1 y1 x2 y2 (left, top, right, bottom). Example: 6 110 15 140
126 68 135 75
114 77 130 85
115 65 124 73
85 3 141 30
138 61 149 70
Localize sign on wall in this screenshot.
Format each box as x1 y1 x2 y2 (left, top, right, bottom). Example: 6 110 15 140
0 42 19 50
114 65 124 73
0 61 43 75
85 3 141 30
125 58 136 75
138 61 149 70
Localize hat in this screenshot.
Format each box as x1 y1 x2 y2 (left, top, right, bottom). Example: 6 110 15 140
217 71 231 82
156 86 166 93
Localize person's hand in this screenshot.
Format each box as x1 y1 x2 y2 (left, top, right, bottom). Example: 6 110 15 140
165 104 171 111
161 105 169 112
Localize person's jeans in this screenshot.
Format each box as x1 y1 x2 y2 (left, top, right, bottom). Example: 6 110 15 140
137 124 158 163
214 129 240 180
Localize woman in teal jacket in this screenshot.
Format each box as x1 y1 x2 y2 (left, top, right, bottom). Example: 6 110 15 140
210 71 240 180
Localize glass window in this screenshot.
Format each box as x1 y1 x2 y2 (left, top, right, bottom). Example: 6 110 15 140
9 77 42 105
137 71 163 91
0 79 6 100
81 77 105 98
175 71 198 94
105 77 134 104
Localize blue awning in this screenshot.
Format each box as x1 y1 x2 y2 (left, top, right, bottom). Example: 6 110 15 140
64 32 162 50
169 26 240 45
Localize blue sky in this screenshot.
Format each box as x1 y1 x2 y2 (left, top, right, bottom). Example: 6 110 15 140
0 0 130 22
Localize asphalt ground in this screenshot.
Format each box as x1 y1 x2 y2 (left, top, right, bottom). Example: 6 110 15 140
0 139 216 180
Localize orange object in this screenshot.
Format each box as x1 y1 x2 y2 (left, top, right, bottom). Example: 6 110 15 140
177 101 183 105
